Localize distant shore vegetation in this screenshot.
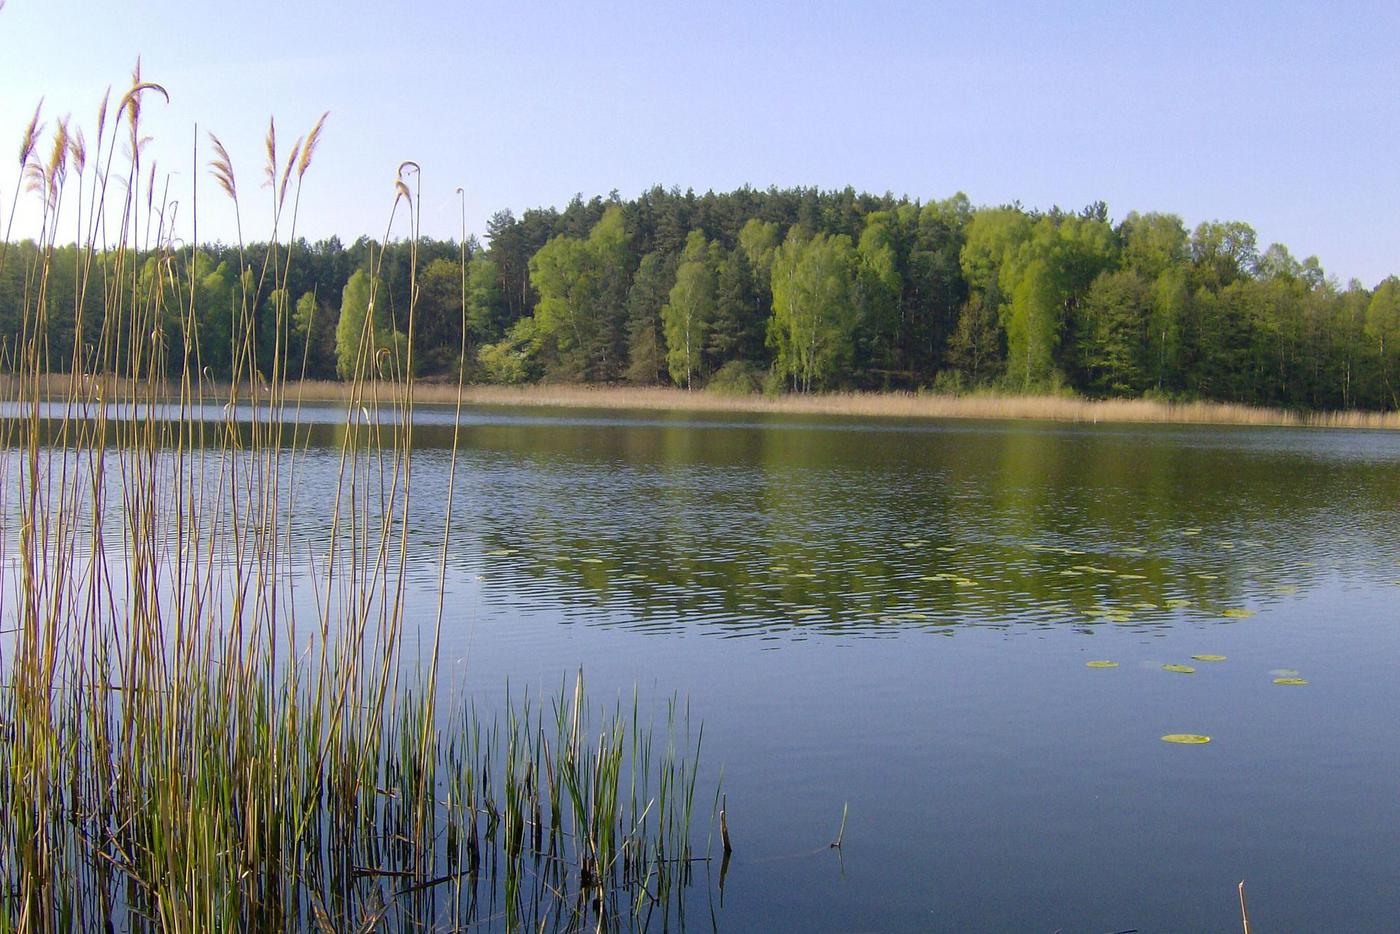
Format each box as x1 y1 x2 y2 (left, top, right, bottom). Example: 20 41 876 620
6 185 1400 412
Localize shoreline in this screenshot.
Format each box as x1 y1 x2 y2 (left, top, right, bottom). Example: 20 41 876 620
10 376 1399 430
275 381 1400 430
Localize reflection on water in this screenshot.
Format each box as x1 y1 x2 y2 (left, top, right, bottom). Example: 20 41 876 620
5 403 1400 930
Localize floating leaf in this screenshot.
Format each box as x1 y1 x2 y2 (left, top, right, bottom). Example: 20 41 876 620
1161 733 1211 744
485 549 516 557
1162 664 1196 674
1085 660 1119 669
1164 598 1191 609
1273 677 1309 686
579 557 604 564
1221 608 1254 618
1191 654 1227 662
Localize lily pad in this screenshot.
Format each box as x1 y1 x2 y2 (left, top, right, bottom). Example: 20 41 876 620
1161 734 1211 744
1273 677 1309 686
1191 654 1227 662
1085 660 1119 669
1221 608 1254 619
1162 663 1196 674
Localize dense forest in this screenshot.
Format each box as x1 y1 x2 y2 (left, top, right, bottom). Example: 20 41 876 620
4 185 1399 410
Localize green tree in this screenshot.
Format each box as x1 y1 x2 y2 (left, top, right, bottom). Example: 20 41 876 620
415 257 465 375
853 212 903 381
335 269 400 379
1004 257 1062 390
624 251 676 384
466 256 506 342
945 295 1004 386
768 230 858 392
196 260 238 378
710 245 764 364
662 231 716 389
1077 269 1151 395
528 205 632 380
1365 278 1400 407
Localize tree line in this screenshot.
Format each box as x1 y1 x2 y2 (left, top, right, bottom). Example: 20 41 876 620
4 185 1399 409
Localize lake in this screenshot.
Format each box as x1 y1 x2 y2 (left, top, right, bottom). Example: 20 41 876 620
285 403 1394 931
13 402 1400 930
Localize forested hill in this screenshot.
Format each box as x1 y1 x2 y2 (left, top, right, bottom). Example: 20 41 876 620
4 186 1398 410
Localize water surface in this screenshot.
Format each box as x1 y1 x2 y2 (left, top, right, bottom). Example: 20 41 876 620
14 403 1400 930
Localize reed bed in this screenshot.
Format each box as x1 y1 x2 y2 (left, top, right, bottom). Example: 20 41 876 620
0 77 711 931
24 379 1387 432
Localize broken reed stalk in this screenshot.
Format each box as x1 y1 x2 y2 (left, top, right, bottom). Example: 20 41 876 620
830 801 848 849
1238 880 1251 934
720 794 733 855
0 72 715 932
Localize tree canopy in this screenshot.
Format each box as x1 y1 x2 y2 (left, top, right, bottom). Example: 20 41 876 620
5 185 1398 410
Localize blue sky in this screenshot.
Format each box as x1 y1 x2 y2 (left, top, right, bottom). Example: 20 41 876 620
2 0 1398 285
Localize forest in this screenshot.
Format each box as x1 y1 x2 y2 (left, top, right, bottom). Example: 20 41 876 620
4 185 1399 410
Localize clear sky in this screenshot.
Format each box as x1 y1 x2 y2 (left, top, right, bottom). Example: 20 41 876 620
2 0 1398 285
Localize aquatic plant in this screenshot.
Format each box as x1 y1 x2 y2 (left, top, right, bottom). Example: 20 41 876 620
0 73 712 931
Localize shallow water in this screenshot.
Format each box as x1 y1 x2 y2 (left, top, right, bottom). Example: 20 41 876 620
11 403 1400 929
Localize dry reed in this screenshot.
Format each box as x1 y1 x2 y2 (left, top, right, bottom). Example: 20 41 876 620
0 74 711 932
178 381 1400 431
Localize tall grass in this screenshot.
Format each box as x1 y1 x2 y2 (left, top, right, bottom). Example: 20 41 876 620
0 74 711 931
104 381 1399 431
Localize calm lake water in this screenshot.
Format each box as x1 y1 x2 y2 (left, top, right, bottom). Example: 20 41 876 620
15 402 1400 930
